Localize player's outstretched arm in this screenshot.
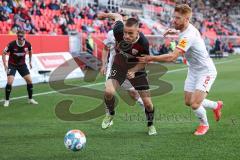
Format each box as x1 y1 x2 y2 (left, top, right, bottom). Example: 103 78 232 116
138 48 182 63
163 28 179 37
97 12 123 22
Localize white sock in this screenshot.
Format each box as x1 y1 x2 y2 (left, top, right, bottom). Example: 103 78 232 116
193 106 209 126
136 97 144 109
202 99 217 109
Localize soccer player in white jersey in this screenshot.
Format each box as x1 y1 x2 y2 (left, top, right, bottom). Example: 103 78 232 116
138 4 223 136
100 28 144 109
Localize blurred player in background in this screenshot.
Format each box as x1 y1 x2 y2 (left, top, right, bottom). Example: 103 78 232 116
138 4 223 136
2 30 38 107
98 12 157 135
100 14 144 109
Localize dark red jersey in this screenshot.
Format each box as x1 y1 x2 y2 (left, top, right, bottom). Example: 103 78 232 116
113 20 150 69
4 40 32 66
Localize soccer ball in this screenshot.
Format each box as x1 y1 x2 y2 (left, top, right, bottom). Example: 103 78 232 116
64 129 86 151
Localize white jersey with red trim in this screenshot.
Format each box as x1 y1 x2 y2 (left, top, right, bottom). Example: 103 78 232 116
176 23 217 74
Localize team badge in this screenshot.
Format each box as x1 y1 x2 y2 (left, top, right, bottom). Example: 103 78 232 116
132 49 139 55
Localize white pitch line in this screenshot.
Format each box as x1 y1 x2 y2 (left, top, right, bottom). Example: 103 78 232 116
0 58 239 103
0 83 105 103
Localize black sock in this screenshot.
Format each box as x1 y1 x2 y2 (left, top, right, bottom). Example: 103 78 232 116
104 96 115 115
145 108 155 127
5 84 12 100
27 84 33 99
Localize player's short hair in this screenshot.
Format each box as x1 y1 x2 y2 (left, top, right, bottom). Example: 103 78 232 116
17 29 25 35
125 18 139 28
174 4 192 17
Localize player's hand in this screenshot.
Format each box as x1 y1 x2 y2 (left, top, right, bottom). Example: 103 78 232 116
100 66 106 75
97 12 107 19
127 70 135 79
29 62 32 69
137 55 152 63
163 28 179 37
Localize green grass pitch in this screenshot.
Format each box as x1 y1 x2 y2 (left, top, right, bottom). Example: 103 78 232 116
0 55 240 160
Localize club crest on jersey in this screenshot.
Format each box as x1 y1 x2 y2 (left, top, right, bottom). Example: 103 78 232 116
24 48 28 52
132 49 139 55
178 38 188 49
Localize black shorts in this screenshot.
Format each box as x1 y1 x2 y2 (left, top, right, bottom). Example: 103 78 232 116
7 64 30 77
108 62 150 91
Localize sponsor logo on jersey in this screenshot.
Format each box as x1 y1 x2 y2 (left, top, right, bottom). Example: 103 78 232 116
14 52 25 56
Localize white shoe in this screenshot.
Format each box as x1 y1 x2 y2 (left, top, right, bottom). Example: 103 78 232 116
101 114 114 129
28 99 38 105
3 100 9 107
148 125 157 136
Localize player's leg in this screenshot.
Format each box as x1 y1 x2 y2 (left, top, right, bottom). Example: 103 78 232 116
190 90 209 135
202 99 223 121
184 70 196 107
127 89 144 108
196 74 223 121
4 65 16 107
19 65 38 104
102 55 128 129
184 71 209 135
104 79 119 115
121 79 144 109
130 75 156 135
101 78 120 129
4 76 15 107
138 90 157 135
103 53 118 114
184 91 193 107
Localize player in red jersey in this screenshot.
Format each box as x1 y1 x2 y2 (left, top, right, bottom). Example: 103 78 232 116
2 30 38 107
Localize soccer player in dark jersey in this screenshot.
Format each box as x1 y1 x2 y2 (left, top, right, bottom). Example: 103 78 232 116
2 30 38 107
98 12 157 135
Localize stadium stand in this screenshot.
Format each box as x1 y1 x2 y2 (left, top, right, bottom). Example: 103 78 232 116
0 0 239 36
0 0 239 58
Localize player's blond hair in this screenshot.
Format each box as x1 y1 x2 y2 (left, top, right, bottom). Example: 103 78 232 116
174 4 192 18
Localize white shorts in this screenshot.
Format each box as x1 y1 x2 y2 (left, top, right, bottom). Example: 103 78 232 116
106 53 115 81
184 70 217 93
105 54 134 91
120 79 135 90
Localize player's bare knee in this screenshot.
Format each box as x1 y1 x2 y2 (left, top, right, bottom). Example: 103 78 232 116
26 79 32 84
7 80 13 85
128 90 138 100
24 77 32 84
190 102 201 109
104 89 114 100
7 76 14 83
143 101 153 111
